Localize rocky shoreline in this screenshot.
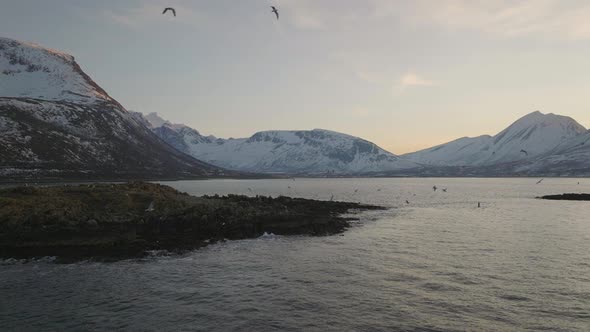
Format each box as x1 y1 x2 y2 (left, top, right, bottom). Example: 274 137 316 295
539 193 590 201
0 182 384 261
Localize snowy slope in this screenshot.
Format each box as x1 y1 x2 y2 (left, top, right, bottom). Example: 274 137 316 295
403 111 586 166
0 37 112 104
141 113 420 175
514 130 590 175
400 135 493 166
0 37 222 179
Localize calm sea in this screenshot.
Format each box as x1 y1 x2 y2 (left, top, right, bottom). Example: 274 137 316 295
1 178 589 331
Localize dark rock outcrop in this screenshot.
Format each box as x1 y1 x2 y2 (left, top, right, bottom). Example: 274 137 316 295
538 193 590 201
0 182 383 261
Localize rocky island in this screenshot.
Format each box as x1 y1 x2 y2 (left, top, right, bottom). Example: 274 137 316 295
539 193 590 201
0 182 383 261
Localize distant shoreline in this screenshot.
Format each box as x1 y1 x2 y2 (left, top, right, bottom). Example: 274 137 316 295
1 175 588 186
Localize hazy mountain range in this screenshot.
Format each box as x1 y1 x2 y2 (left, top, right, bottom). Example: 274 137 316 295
136 112 419 175
139 110 590 176
1 37 589 179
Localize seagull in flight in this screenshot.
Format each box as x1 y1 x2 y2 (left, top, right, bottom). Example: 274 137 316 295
520 149 529 156
162 7 176 17
145 201 155 212
536 178 544 184
271 6 279 20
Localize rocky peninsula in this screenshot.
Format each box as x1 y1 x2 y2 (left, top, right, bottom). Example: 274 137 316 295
539 193 590 201
0 182 383 261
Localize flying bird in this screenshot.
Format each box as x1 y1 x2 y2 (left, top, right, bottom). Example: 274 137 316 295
271 6 279 20
536 178 544 184
162 7 176 17
520 149 529 156
145 201 155 212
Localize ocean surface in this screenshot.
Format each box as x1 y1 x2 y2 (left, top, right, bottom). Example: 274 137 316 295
1 178 589 331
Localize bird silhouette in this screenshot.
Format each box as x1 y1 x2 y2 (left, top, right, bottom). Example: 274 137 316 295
536 178 544 184
162 7 176 17
442 188 447 192
520 149 529 156
271 6 279 20
145 201 155 212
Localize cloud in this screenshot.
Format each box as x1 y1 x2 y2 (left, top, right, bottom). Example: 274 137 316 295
280 0 327 30
355 69 382 84
279 0 590 40
400 73 435 87
394 72 436 95
393 0 590 40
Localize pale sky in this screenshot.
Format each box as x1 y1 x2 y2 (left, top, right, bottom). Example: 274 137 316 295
2 0 590 154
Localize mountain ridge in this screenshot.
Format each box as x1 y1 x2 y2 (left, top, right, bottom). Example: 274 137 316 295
402 111 587 167
139 112 421 175
0 37 226 180
2 36 590 178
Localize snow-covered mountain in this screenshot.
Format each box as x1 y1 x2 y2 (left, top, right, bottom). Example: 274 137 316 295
402 111 587 167
7 36 585 178
513 129 590 176
140 113 420 175
0 37 112 105
0 37 223 179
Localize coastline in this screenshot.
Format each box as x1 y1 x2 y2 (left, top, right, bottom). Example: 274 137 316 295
539 193 590 201
0 182 384 261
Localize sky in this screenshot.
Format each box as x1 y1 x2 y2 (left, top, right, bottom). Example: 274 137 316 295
2 0 590 154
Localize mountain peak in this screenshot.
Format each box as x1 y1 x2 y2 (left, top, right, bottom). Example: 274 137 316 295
143 112 169 128
1 38 223 179
142 112 187 130
0 37 112 104
509 110 586 131
403 110 587 167
0 37 74 62
138 113 417 174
